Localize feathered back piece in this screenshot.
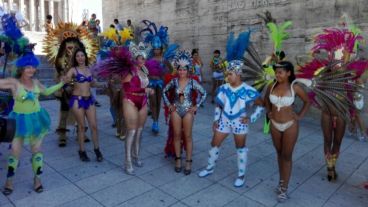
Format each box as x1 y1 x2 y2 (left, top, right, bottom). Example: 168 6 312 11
267 21 292 53
296 63 361 121
312 28 361 55
242 43 275 92
140 20 169 49
94 46 135 78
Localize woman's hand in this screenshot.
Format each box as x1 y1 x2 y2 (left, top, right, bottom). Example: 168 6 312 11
59 75 70 83
240 116 249 124
292 112 300 121
168 104 176 113
146 88 154 95
267 112 273 119
213 121 219 132
188 106 197 114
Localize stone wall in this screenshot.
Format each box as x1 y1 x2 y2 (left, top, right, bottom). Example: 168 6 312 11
103 0 368 120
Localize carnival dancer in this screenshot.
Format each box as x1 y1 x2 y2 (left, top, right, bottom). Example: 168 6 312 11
1 50 66 195
65 49 103 162
198 30 264 187
264 61 310 201
96 43 153 175
141 20 173 134
302 28 368 182
43 21 99 147
241 19 364 201
162 50 206 175
210 50 226 103
99 28 133 139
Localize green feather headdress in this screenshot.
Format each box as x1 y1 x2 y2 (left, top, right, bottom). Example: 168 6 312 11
267 21 292 53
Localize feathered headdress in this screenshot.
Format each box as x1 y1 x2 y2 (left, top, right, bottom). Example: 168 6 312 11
43 21 99 64
0 13 29 57
15 45 39 68
94 46 135 78
129 42 149 59
173 50 192 70
140 20 169 49
225 30 251 74
312 28 361 57
102 27 133 46
267 21 292 54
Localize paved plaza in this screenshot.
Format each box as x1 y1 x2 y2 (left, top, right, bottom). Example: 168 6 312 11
0 95 367 207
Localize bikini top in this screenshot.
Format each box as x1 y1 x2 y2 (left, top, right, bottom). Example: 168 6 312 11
269 81 296 111
75 67 93 83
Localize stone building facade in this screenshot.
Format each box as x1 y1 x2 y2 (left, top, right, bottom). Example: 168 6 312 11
102 0 368 71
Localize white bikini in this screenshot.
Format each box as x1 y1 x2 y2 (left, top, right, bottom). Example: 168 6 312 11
269 81 296 132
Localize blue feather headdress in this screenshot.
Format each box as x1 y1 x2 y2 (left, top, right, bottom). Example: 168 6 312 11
225 30 251 74
0 13 29 56
140 20 169 49
15 45 39 68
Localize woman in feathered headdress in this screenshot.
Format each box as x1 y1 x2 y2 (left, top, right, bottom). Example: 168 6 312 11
305 27 368 183
96 42 153 175
198 30 264 188
0 48 66 195
141 20 177 134
43 21 99 147
162 50 207 175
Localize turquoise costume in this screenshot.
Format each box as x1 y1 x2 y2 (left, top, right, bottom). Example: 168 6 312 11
9 81 64 144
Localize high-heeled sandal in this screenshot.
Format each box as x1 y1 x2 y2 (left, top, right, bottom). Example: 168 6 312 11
34 177 43 193
94 148 103 162
175 157 182 173
2 187 13 196
184 160 192 175
78 150 90 162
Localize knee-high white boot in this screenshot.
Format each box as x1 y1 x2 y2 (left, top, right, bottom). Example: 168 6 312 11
198 146 219 177
125 129 136 175
132 128 143 167
234 147 248 187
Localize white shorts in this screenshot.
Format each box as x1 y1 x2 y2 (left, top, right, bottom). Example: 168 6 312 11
216 116 248 135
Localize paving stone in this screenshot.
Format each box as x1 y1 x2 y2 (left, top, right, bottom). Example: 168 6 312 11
90 177 154 207
117 189 177 207
182 184 239 207
58 196 103 207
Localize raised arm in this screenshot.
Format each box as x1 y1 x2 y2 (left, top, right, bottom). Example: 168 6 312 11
0 78 17 94
35 79 65 96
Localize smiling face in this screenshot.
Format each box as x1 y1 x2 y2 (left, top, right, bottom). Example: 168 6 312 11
178 67 188 78
153 48 162 56
22 65 37 78
136 55 146 67
275 67 290 83
75 51 86 66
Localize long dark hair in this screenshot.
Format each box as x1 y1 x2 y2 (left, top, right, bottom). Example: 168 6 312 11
273 61 296 83
72 48 89 67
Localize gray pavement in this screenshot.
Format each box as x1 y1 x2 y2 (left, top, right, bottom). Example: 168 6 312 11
0 95 367 207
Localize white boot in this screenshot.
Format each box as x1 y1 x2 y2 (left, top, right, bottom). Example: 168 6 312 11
125 130 136 175
132 128 143 167
234 147 248 187
198 146 219 177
